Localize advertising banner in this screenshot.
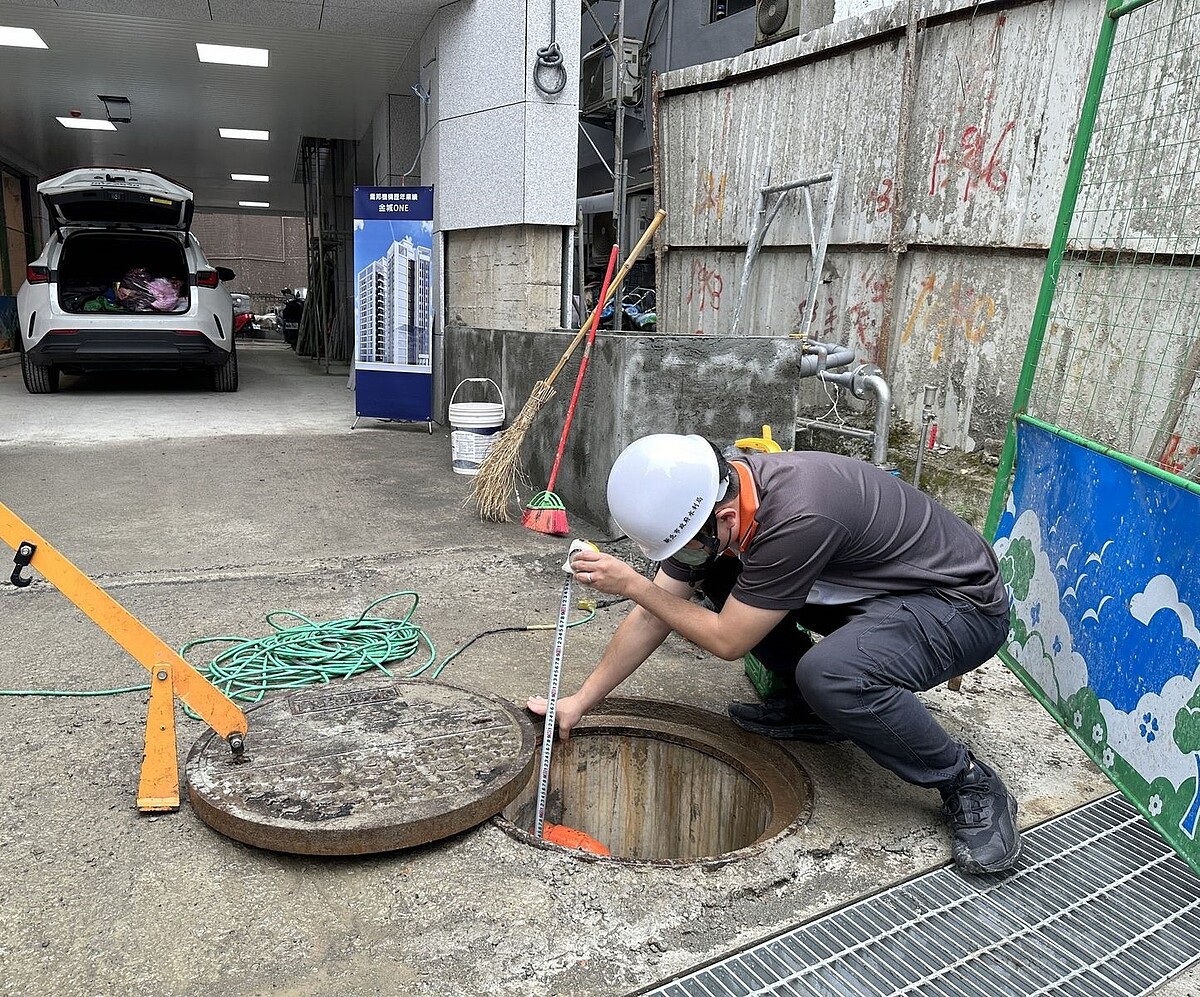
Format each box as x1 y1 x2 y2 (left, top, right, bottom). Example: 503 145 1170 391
994 419 1200 875
352 186 434 423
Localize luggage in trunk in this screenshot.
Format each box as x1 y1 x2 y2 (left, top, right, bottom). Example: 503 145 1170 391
57 232 190 314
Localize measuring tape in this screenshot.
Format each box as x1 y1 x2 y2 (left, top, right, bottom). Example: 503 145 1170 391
534 539 596 840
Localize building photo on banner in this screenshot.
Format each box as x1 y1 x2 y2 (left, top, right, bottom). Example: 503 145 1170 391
352 186 434 427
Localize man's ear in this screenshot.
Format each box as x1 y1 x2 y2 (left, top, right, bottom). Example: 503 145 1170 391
715 504 738 528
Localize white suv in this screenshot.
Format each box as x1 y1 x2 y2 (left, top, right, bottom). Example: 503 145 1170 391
16 168 238 393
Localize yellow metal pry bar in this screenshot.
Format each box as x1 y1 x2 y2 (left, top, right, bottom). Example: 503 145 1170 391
1 501 248 811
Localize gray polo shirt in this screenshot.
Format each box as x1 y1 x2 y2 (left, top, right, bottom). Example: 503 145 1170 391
661 451 1007 615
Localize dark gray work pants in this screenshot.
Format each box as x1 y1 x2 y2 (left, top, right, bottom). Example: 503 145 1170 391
699 562 1011 791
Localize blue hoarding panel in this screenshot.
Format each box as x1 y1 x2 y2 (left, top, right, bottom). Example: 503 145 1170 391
354 369 432 422
994 420 1200 873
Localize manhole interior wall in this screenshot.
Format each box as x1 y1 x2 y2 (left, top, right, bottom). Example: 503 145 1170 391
496 698 813 865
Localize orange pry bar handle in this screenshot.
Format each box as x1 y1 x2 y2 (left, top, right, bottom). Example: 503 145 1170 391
0 502 248 741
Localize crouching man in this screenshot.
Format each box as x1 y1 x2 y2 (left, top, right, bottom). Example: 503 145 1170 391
530 434 1020 875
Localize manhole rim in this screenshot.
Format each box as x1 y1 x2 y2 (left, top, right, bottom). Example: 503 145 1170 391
493 696 815 868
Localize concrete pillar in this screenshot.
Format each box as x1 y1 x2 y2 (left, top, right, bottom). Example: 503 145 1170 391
426 1 580 338
366 1 582 409
445 225 564 332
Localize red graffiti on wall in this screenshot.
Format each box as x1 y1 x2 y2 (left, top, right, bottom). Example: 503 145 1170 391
844 272 892 361
865 271 891 305
794 293 837 340
865 178 894 218
1160 434 1200 476
930 121 1016 202
686 260 724 333
847 302 872 350
819 294 838 341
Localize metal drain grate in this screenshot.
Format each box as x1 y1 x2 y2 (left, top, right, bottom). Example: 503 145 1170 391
635 793 1200 996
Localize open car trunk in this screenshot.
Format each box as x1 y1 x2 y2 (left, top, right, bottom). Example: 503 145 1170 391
57 232 191 315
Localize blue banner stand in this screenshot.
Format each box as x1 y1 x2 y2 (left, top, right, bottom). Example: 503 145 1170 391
350 186 435 430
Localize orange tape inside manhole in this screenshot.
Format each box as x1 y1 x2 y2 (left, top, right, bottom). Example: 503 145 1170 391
543 822 610 855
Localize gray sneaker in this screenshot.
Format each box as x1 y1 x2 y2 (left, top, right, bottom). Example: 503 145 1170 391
941 756 1022 874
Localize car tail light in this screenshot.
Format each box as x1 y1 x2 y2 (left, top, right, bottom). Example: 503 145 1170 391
175 330 204 336
26 265 50 285
196 270 220 288
48 329 77 335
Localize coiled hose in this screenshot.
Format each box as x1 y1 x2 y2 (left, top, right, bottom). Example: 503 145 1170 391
0 590 597 708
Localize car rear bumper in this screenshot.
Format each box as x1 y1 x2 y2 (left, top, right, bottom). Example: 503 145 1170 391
27 329 230 369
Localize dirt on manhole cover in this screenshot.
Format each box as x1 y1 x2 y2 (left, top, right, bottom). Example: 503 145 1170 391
185 677 536 855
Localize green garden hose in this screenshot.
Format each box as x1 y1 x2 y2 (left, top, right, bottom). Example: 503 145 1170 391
0 590 599 704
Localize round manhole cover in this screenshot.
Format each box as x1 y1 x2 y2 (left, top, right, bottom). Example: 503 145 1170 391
185 677 535 855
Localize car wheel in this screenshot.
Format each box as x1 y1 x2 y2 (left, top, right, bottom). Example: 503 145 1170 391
211 342 239 392
21 351 60 394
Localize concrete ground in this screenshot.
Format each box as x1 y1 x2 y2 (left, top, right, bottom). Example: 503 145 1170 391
0 344 1190 996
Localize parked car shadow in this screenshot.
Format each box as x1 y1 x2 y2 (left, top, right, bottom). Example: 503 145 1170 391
54 368 237 394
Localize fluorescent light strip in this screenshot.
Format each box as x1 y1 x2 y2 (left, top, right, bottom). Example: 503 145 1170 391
0 26 47 48
197 43 269 67
231 174 270 182
239 201 270 208
57 117 116 131
220 128 269 141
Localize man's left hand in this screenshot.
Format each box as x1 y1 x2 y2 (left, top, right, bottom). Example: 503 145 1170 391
569 549 638 596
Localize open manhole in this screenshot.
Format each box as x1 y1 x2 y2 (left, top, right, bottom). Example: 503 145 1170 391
495 697 813 866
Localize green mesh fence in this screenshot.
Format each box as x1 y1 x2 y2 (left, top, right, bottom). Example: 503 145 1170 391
987 0 1200 875
1031 0 1200 471
987 0 1200 534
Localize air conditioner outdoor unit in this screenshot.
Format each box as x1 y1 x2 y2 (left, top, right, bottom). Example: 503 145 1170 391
754 0 805 47
580 37 642 118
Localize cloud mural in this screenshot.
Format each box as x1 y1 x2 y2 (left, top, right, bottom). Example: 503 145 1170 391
994 422 1200 871
1131 575 1200 648
994 509 1089 704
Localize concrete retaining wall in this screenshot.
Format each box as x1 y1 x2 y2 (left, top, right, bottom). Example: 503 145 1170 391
445 326 804 529
655 0 1107 451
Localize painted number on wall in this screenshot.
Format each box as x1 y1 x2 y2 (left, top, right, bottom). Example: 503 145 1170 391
930 121 1017 202
865 178 894 218
687 261 724 334
901 272 1000 363
846 271 892 361
1160 434 1200 477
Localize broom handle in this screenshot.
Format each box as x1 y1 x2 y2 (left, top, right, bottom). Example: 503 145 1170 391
545 244 620 492
543 209 666 389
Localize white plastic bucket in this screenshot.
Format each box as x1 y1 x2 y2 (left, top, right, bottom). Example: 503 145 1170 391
448 378 505 476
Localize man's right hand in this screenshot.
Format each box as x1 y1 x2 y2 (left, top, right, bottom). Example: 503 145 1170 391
527 692 586 742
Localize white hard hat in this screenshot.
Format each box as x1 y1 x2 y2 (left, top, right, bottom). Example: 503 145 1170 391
606 434 725 561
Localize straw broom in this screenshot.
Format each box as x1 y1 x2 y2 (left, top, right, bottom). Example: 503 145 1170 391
470 210 667 522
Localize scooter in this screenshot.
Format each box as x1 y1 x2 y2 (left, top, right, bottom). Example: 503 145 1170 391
233 310 258 338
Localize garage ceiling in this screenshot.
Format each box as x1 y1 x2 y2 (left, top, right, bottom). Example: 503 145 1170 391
0 0 441 215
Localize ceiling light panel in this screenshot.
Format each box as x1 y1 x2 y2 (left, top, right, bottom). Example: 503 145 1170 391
0 26 47 48
220 128 270 141
196 43 269 67
231 174 270 182
57 117 116 130
239 201 271 208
